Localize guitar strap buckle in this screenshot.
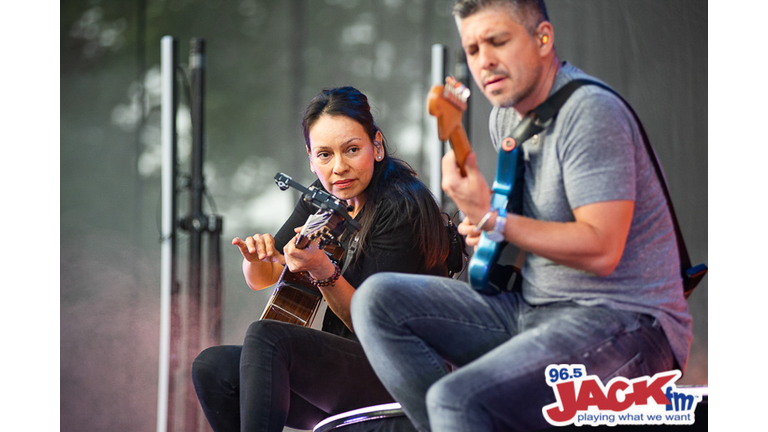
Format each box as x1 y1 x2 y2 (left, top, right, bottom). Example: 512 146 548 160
533 115 553 129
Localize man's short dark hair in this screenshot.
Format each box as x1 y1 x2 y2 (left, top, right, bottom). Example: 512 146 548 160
453 0 549 35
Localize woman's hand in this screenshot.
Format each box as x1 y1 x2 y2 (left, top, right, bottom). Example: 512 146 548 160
233 233 286 291
232 233 286 266
282 228 337 281
284 228 355 332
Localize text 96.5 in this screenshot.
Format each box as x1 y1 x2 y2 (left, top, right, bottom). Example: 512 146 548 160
546 364 586 384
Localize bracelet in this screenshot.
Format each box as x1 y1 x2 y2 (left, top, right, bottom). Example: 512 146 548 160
486 208 507 243
473 209 496 234
310 262 341 288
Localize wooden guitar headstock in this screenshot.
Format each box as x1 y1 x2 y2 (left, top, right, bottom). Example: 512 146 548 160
427 76 472 176
294 208 346 250
428 76 469 140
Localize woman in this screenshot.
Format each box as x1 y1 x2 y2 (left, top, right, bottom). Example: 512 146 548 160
192 86 452 431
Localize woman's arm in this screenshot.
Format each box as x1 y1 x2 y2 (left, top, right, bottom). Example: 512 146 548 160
232 234 286 290
235 193 316 290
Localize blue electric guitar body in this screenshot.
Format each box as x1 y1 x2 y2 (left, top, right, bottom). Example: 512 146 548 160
467 113 548 294
467 140 525 294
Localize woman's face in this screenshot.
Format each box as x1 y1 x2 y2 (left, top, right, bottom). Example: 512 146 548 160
307 114 383 210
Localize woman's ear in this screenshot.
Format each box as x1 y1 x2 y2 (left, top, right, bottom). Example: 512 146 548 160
373 131 384 161
307 148 315 173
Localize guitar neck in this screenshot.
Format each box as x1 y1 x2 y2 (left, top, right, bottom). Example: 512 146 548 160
274 172 360 231
448 124 471 176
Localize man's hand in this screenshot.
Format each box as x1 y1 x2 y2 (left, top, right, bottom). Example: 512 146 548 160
441 150 491 224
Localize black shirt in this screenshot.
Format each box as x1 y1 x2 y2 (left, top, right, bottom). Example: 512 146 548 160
273 180 447 340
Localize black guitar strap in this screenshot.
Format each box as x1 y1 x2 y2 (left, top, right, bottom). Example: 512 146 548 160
518 78 707 298
340 234 359 275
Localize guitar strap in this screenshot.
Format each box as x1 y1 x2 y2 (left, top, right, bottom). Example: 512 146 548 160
340 234 359 275
516 78 707 298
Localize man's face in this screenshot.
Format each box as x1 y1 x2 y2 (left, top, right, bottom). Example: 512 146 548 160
459 6 543 109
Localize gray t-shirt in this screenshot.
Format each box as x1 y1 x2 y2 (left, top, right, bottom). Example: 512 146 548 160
489 62 692 370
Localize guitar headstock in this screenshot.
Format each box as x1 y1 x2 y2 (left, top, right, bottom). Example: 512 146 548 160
274 172 292 191
308 229 337 250
427 77 472 176
428 76 470 141
294 208 348 250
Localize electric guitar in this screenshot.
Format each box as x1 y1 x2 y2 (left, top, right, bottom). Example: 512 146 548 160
259 173 360 326
427 77 526 295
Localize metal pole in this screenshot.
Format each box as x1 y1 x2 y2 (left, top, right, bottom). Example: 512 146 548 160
183 37 207 432
158 35 178 432
429 44 447 207
160 36 224 431
206 215 224 348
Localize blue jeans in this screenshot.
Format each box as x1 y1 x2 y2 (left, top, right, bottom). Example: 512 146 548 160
351 273 675 432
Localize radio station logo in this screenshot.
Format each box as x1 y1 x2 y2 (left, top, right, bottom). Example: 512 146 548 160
542 364 702 427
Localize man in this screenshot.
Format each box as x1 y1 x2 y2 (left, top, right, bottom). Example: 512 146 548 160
350 0 693 431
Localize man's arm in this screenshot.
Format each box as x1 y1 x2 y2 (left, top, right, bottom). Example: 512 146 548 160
447 151 633 277
501 200 633 277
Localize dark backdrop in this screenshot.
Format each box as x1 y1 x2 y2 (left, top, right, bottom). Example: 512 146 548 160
60 1 707 431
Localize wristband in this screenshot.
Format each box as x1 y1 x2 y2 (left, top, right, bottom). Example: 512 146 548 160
486 208 507 243
473 209 496 234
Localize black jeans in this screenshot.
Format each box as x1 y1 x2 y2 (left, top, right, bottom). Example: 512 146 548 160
191 320 395 432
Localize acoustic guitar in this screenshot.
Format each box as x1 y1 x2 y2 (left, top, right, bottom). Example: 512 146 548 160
259 173 360 326
427 77 525 295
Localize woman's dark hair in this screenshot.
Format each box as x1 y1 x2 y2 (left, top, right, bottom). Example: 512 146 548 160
301 86 450 270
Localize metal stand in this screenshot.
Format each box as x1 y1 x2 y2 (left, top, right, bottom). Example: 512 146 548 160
429 44 447 206
158 35 223 432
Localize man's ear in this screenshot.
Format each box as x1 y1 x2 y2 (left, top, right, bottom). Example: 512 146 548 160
536 21 554 54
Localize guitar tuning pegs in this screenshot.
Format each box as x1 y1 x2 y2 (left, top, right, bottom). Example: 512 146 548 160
443 76 470 106
275 179 290 191
317 232 333 250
